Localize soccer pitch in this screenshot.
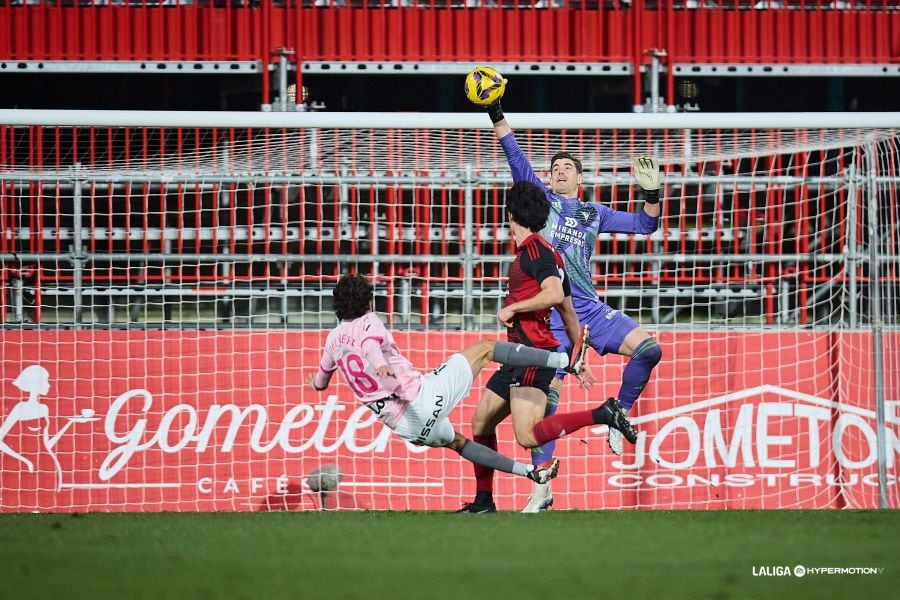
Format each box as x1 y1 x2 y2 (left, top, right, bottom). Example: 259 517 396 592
1 510 896 599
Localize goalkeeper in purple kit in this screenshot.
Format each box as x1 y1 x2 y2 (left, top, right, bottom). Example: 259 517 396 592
473 74 664 513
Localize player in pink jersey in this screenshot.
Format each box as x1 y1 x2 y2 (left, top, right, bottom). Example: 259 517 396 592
308 273 576 488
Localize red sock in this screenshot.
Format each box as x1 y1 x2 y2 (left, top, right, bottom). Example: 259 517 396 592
532 410 595 446
473 434 497 493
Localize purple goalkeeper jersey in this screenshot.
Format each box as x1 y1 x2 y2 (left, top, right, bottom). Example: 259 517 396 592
499 132 659 303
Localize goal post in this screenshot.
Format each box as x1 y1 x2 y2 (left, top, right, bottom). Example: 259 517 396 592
0 110 897 512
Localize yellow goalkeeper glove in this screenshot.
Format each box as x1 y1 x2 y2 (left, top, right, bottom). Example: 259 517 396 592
633 155 660 204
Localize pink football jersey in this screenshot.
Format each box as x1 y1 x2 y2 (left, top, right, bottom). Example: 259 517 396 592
317 312 422 427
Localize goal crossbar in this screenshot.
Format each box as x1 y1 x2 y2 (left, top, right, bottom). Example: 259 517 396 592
2 109 900 130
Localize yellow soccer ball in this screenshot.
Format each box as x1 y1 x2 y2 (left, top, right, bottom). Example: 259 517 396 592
464 66 507 107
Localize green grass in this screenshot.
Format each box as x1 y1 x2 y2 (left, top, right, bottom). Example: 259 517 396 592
0 510 896 600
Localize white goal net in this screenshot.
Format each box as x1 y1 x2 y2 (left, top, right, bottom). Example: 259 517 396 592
0 111 897 511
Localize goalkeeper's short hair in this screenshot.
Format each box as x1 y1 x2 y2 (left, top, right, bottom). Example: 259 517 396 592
550 151 583 175
332 274 373 321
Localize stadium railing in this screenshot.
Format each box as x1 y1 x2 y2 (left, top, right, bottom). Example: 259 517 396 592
1 114 894 330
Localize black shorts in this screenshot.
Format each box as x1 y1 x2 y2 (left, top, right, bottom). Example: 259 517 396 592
485 364 557 401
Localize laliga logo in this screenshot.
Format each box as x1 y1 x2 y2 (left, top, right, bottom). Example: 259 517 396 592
0 365 100 491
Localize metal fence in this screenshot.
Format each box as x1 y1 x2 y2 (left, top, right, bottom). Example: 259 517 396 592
2 126 898 330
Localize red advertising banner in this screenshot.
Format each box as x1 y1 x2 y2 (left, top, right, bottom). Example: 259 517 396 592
1 330 897 512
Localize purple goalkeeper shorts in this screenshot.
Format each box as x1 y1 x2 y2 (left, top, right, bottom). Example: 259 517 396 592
550 298 639 379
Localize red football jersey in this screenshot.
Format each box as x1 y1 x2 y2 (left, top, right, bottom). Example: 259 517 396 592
505 233 571 349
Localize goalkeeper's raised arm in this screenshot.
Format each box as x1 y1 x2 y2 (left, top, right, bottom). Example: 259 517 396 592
465 66 661 221
464 67 541 189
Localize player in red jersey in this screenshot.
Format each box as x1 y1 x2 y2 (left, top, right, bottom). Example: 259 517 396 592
458 182 637 513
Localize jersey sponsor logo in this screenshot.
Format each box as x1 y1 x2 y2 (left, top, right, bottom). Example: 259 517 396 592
577 204 597 227
413 394 445 445
432 362 447 376
550 221 587 249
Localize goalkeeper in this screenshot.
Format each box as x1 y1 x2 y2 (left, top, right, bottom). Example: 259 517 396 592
470 73 663 514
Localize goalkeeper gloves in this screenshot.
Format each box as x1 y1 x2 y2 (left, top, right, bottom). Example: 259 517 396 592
486 102 505 124
633 155 660 204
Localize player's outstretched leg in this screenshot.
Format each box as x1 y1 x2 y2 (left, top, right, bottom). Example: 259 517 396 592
490 341 568 370
529 397 637 448
609 336 661 455
459 339 568 380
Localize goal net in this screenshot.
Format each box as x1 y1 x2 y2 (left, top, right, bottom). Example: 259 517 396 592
0 111 897 511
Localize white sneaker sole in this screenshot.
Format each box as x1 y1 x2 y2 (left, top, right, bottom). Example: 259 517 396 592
608 427 624 456
521 496 554 513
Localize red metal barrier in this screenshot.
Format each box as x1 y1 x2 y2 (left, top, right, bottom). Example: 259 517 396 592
1 3 898 64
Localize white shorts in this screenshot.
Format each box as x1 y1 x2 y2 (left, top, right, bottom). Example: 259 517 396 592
392 353 473 447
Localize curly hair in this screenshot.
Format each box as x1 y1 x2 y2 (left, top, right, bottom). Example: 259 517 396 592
550 151 583 175
506 181 550 233
332 274 373 321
